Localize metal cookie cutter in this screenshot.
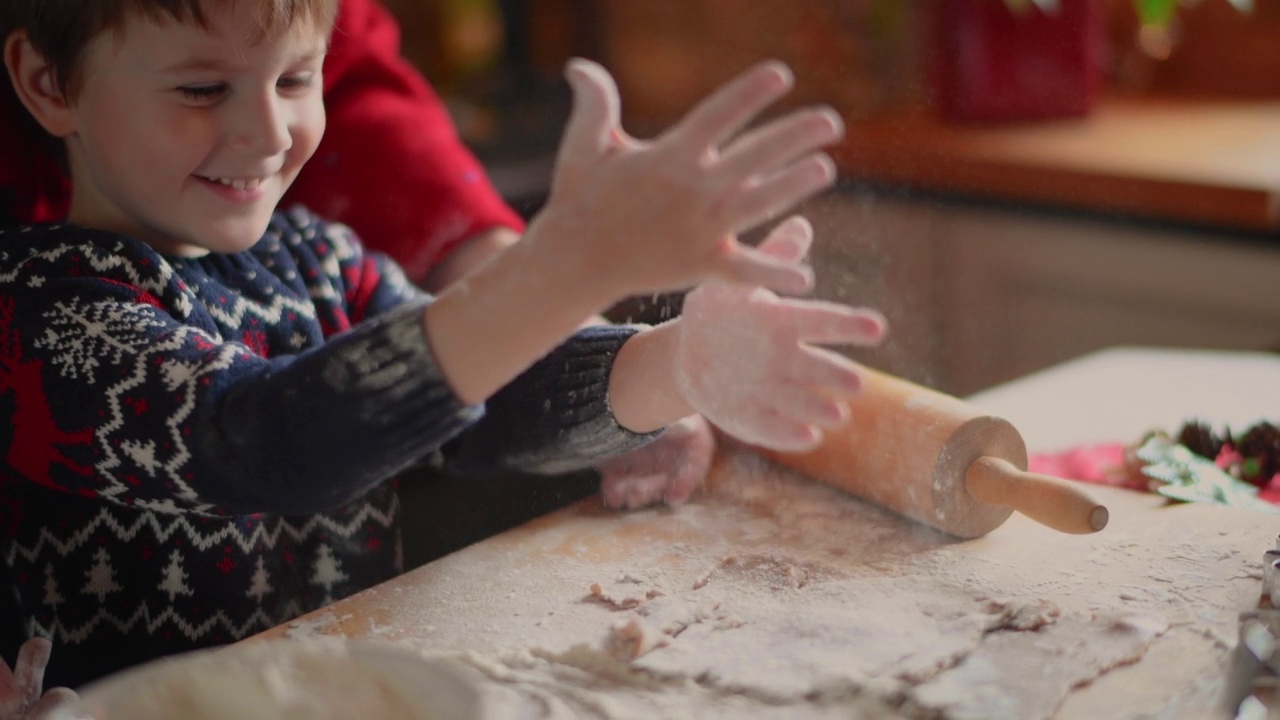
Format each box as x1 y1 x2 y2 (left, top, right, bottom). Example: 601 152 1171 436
1223 546 1280 717
1224 610 1280 717
1265 550 1280 607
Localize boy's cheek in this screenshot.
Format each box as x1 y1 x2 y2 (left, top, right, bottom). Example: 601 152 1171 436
295 102 327 162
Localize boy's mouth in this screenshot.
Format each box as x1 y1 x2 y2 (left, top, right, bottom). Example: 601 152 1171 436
198 175 266 191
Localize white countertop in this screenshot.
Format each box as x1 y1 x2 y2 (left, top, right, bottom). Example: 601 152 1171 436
969 346 1280 451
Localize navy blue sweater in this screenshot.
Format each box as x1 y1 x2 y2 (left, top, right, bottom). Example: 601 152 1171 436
0 207 654 687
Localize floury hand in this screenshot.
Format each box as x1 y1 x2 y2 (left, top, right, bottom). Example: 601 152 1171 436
675 217 886 452
531 58 844 300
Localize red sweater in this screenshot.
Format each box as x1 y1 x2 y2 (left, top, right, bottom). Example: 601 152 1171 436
0 0 525 281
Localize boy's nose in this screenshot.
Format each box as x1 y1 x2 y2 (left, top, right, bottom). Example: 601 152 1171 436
228 94 293 156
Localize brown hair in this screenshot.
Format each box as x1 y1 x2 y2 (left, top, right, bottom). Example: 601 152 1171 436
2 0 338 101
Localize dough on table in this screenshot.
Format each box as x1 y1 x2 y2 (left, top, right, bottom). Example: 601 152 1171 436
63 639 473 720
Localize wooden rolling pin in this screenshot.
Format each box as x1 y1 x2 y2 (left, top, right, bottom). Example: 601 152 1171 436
757 367 1109 538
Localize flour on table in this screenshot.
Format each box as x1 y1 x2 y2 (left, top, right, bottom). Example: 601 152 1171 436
283 612 351 639
911 612 1168 718
372 448 1213 718
588 573 664 610
586 552 1163 712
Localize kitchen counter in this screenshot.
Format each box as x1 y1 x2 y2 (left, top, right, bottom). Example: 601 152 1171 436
257 347 1280 718
835 98 1280 233
478 96 1280 234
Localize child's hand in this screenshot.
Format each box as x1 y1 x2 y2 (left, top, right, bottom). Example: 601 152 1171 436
674 217 886 452
537 59 842 301
0 638 77 720
598 414 714 509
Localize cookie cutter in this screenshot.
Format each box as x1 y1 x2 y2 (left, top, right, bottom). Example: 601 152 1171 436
1224 610 1280 716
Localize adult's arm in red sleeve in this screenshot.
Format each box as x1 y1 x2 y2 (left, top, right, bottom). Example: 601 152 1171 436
0 82 70 225
285 0 526 283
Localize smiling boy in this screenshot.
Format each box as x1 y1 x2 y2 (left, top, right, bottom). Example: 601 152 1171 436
52 3 329 257
0 0 883 691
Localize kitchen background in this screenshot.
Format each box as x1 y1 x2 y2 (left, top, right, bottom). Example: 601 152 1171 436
380 0 1280 395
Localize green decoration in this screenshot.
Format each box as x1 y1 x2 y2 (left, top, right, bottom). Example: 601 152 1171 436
1133 433 1279 513
1001 0 1253 27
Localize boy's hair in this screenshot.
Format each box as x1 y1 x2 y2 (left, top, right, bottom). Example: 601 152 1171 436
2 0 338 101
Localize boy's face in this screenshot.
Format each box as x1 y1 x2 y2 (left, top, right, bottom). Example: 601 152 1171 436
64 2 327 256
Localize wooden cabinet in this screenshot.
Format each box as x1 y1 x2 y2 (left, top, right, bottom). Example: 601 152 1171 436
803 188 1280 396
800 190 944 388
938 204 1280 394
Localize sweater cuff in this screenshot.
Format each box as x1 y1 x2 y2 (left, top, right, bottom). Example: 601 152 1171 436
524 324 661 474
442 324 663 477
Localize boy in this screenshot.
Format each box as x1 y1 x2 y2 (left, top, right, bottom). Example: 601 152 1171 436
0 0 718 530
0 0 884 693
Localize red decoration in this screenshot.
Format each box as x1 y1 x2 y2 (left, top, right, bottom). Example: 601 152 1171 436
933 0 1105 122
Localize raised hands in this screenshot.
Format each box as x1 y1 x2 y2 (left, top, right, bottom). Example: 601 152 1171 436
536 58 843 300
0 638 76 720
675 217 885 452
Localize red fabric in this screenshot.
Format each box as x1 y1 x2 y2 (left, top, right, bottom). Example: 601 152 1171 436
1027 443 1147 491
0 0 525 281
1029 442 1280 504
0 88 68 226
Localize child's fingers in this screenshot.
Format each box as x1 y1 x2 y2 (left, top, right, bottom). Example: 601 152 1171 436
26 687 79 720
725 154 837 235
716 405 822 452
714 108 844 186
762 386 849 430
756 216 814 263
714 246 814 296
775 345 865 395
755 421 824 453
558 58 622 162
601 473 667 510
667 61 793 152
14 637 51 697
626 475 669 509
662 463 702 506
770 300 887 346
0 660 20 716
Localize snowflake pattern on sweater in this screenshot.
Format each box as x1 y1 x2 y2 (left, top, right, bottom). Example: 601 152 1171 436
0 207 652 687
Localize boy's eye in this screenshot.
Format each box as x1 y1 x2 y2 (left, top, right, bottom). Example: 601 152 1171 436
277 73 315 91
178 84 226 102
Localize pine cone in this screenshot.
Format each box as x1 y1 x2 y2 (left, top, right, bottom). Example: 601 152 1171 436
1236 422 1280 485
1176 419 1224 461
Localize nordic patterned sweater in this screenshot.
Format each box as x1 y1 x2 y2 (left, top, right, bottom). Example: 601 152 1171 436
0 206 655 688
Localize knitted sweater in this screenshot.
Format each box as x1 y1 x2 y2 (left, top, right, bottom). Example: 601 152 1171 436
0 207 653 687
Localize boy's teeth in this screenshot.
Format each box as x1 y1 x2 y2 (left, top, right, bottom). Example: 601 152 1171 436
210 177 262 190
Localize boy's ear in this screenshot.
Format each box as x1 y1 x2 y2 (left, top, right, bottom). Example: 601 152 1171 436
4 29 75 138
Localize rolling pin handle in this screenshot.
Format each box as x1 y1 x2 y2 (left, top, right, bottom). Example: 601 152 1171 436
964 456 1109 534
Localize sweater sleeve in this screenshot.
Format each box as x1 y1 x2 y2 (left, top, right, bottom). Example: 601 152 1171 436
3 224 658 517
439 325 663 477
4 295 480 518
282 208 661 477
1 240 480 518
284 0 525 282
